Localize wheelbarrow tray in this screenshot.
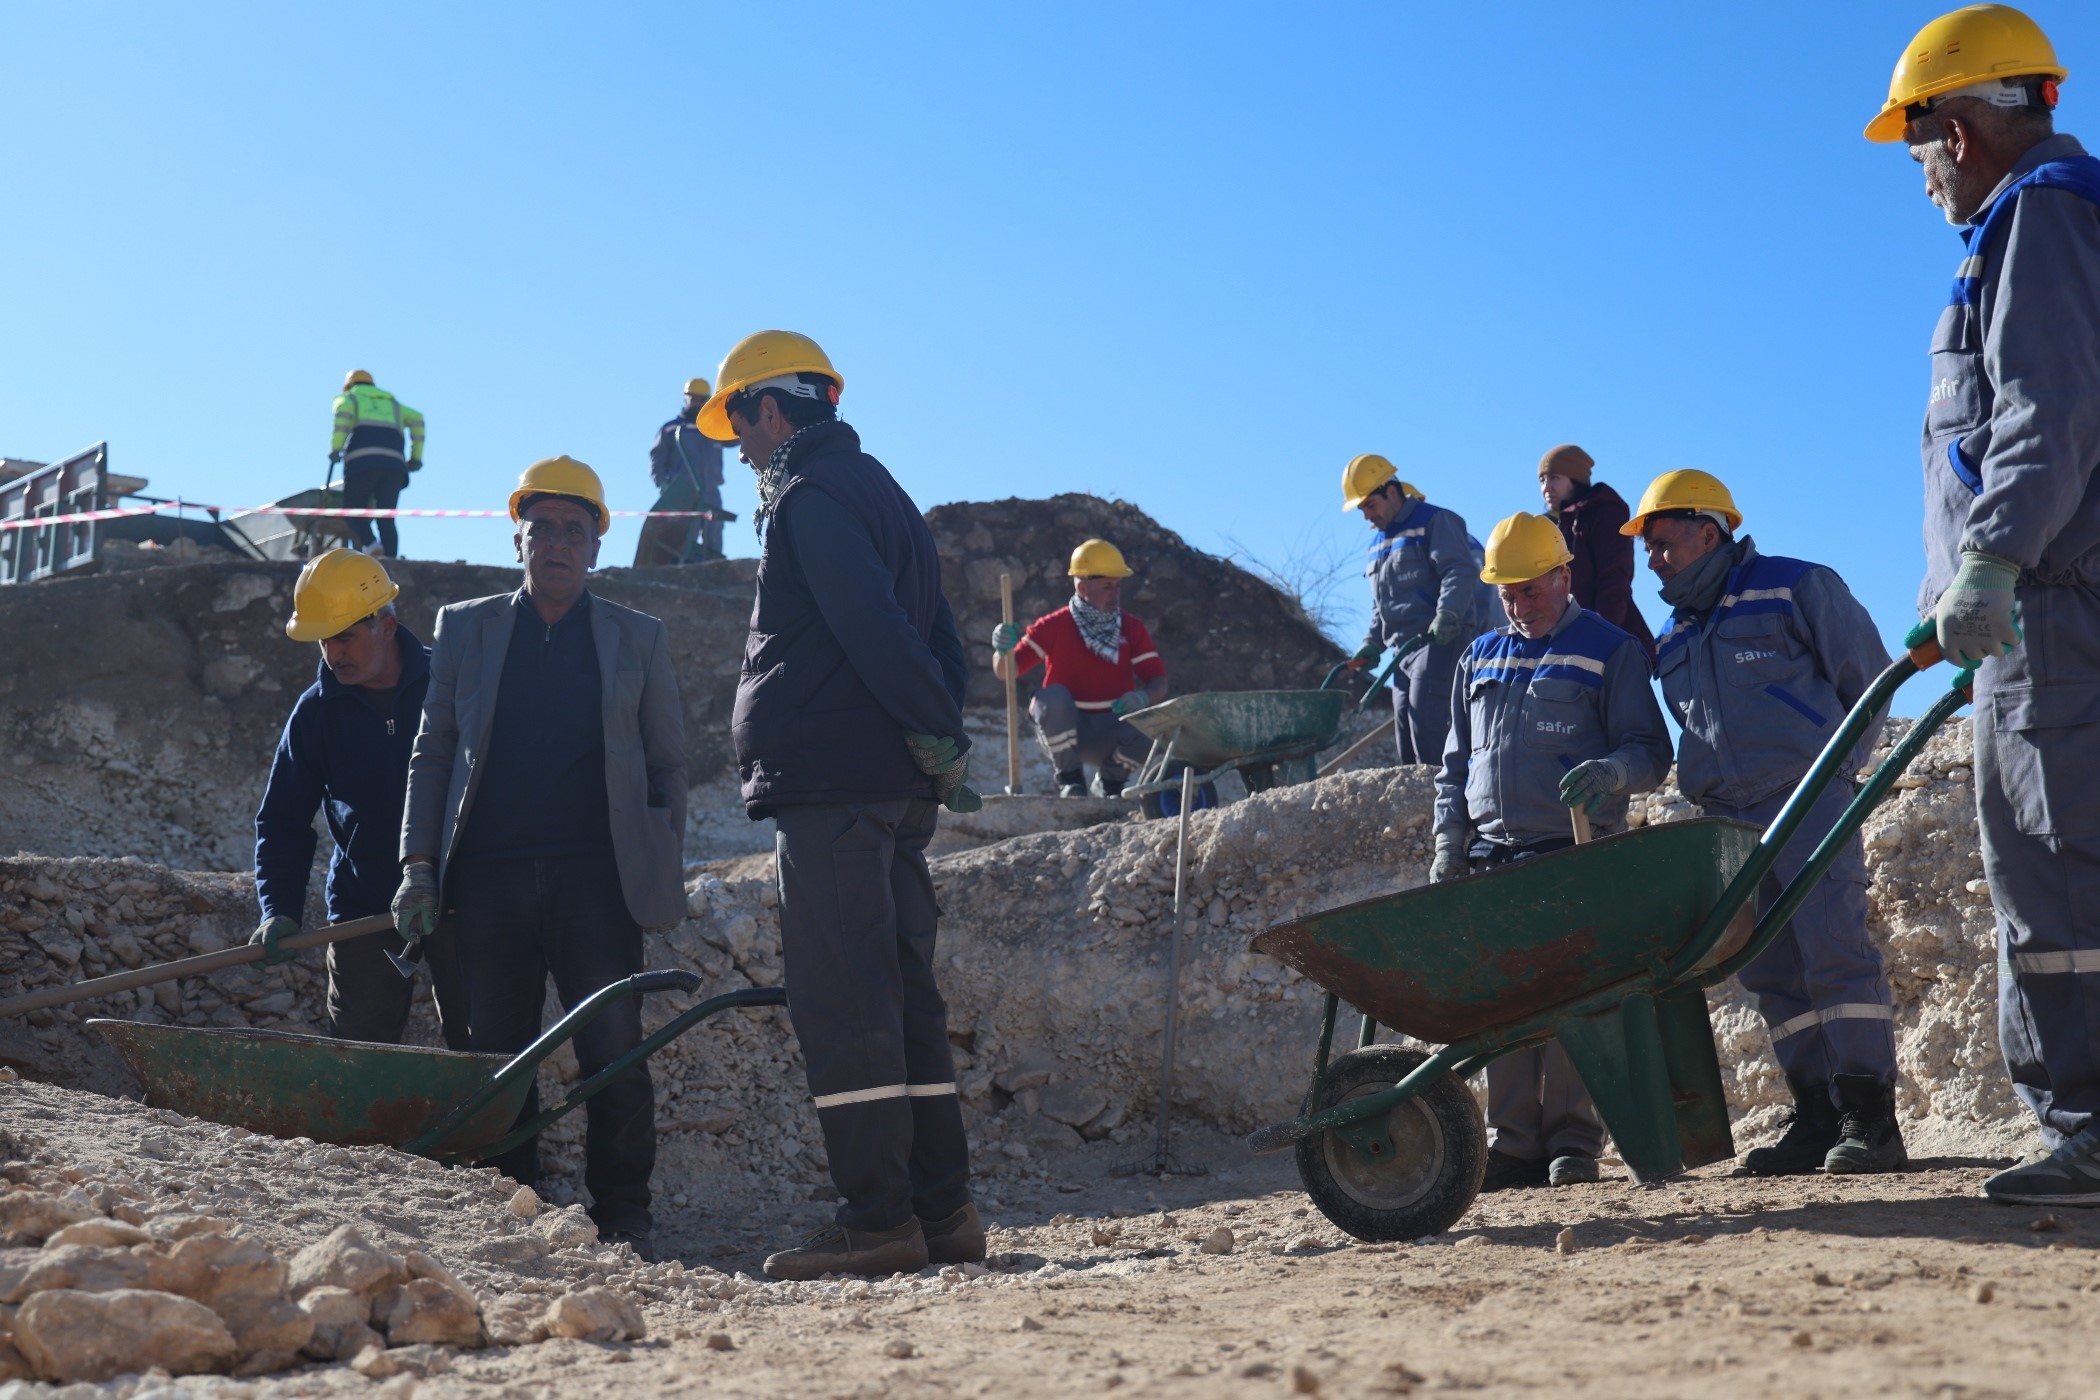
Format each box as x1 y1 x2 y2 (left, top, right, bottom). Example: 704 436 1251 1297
1251 817 1763 1045
89 1020 525 1159
1123 690 1347 771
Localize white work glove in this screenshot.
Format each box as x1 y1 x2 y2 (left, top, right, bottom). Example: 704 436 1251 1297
1429 610 1463 648
391 862 440 947
1934 550 2022 668
1559 757 1629 815
1429 834 1468 884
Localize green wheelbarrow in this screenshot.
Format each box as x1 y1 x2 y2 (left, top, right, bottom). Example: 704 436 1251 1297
88 972 784 1166
1119 638 1429 819
1244 635 1970 1240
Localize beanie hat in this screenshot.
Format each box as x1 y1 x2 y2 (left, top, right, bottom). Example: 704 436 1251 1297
1538 444 1595 485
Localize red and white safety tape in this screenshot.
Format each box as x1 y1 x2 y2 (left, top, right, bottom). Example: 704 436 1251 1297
0 502 718 532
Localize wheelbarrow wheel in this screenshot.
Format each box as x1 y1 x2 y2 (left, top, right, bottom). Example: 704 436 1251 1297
1295 1045 1486 1242
1140 763 1219 820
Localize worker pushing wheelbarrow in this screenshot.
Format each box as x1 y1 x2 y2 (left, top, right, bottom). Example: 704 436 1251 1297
1244 631 1970 1240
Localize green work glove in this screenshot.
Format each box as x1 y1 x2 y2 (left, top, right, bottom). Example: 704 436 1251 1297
1905 617 1980 694
1429 834 1468 884
1348 642 1382 671
903 731 962 776
1429 609 1463 648
1559 757 1628 815
991 622 1022 655
247 915 299 968
391 862 439 948
1934 550 2022 668
1110 690 1150 718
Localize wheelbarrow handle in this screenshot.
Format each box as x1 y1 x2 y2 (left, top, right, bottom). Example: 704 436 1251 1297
1663 634 1964 984
1354 634 1429 714
400 968 709 1158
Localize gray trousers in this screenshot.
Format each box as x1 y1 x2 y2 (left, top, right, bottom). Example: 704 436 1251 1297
1704 784 1896 1092
1030 684 1149 780
1486 1042 1605 1159
775 798 972 1231
1975 583 2100 1144
1391 638 1462 766
324 924 414 1044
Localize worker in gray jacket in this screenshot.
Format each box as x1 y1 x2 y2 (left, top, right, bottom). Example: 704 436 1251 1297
1432 513 1672 1190
1628 470 1902 1177
1865 6 2100 1204
1341 454 1481 764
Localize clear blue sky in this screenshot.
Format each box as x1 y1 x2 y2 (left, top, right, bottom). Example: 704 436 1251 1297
5 2 2093 710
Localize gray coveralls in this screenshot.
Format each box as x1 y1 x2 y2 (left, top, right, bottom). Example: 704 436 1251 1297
1364 499 1484 764
1657 540 1896 1096
1030 685 1150 784
1916 134 2100 1144
1434 603 1673 1160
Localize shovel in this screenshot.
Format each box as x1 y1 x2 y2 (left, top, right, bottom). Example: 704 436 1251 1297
0 914 395 1020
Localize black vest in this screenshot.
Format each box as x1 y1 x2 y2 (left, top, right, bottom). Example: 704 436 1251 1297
733 422 944 812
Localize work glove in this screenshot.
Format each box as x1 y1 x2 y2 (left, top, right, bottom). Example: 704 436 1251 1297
1429 610 1463 648
391 862 440 948
1559 757 1629 815
328 450 343 466
1347 642 1382 672
247 915 299 968
407 458 423 473
1905 618 1980 694
904 733 984 815
991 622 1022 655
1429 834 1467 885
1932 551 2023 668
1110 690 1151 718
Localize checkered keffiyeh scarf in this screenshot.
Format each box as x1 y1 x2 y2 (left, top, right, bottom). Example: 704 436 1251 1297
751 421 831 539
1069 593 1125 662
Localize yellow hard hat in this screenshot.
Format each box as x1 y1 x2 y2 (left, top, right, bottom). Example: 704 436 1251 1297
1480 513 1575 586
286 548 399 643
1341 454 1400 511
695 331 843 442
1622 469 1744 537
684 377 711 399
508 455 611 537
343 369 374 391
1864 5 2066 142
1397 480 1424 501
1069 539 1133 578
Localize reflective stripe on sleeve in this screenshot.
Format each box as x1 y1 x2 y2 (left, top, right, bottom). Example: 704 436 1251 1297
1131 651 1159 664
1075 699 1118 711
1768 1002 1894 1040
812 1082 956 1109
2007 950 2100 976
1021 636 1049 661
905 1083 957 1097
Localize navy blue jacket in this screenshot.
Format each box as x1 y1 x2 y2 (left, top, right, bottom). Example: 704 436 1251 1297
733 420 968 814
254 625 431 924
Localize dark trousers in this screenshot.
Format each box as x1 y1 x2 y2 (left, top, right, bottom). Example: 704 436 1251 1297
325 924 414 1044
342 459 407 556
1029 684 1149 782
448 850 654 1234
774 798 972 1232
1391 637 1462 765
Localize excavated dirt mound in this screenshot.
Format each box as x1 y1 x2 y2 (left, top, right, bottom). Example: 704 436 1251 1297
928 494 1345 710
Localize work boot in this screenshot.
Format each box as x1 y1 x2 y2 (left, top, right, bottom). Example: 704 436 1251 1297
1547 1154 1601 1186
1056 769 1087 798
920 1202 986 1265
1098 775 1126 799
1824 1074 1908 1175
1734 1077 1840 1177
1981 1127 2100 1206
763 1217 928 1281
1481 1150 1548 1192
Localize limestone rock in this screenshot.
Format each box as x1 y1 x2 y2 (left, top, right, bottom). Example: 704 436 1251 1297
351 1341 452 1379
163 1231 287 1308
544 1286 645 1343
376 1278 483 1347
216 1292 313 1359
1038 1082 1110 1129
0 1190 96 1247
0 1243 151 1303
508 1186 540 1218
482 1292 552 1347
532 1206 599 1249
0 1338 30 1382
44 1219 150 1249
297 1285 375 1360
286 1224 404 1297
13 1287 237 1383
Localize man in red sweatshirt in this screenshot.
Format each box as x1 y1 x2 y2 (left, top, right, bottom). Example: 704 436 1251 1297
990 539 1169 797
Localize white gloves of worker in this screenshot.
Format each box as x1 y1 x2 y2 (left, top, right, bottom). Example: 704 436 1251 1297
1935 550 2023 668
391 862 440 947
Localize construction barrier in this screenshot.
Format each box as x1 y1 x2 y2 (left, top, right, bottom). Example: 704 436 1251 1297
0 502 719 532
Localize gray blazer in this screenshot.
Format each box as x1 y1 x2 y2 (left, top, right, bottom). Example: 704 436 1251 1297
400 588 688 931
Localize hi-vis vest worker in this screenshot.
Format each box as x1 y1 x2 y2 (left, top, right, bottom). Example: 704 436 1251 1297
328 371 427 559
1868 5 2100 1206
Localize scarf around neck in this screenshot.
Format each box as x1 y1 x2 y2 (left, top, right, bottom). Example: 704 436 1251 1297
1661 536 1745 617
751 420 831 540
1069 593 1124 662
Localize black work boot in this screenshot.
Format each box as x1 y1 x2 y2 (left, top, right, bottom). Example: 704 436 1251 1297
1735 1077 1840 1177
1098 774 1126 798
1481 1150 1549 1192
1824 1074 1909 1175
1056 769 1087 798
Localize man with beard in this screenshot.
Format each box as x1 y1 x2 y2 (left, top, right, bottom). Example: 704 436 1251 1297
1864 5 2100 1203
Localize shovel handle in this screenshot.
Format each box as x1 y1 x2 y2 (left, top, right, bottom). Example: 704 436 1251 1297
0 914 395 1020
